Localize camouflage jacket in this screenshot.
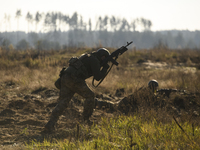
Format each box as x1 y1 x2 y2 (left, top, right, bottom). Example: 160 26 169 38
64 53 109 81
55 53 109 89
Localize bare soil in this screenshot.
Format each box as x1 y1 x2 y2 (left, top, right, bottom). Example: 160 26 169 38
0 82 120 149
0 61 200 149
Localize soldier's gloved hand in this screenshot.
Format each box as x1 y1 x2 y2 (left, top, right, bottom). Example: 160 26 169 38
103 63 110 69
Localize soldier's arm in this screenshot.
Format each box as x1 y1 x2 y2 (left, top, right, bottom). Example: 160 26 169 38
90 57 109 81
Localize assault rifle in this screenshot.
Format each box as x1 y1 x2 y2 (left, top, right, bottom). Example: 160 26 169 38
101 41 133 66
156 89 178 98
93 41 133 87
156 88 188 98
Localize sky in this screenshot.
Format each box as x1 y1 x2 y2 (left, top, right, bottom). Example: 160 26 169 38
0 0 200 32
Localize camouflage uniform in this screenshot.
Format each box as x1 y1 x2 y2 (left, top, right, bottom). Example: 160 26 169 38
45 52 109 131
95 79 187 115
94 86 155 114
95 87 181 115
95 80 160 114
117 87 155 114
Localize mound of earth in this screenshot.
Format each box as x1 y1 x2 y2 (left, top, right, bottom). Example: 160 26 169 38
0 85 199 149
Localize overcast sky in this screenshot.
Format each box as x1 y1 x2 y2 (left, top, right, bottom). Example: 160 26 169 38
0 0 200 32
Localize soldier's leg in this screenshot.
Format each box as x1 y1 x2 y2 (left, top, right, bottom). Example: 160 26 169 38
45 86 74 131
82 96 95 121
74 81 95 121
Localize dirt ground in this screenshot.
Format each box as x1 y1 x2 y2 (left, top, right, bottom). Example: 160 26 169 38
0 83 200 149
0 82 121 149
0 75 200 149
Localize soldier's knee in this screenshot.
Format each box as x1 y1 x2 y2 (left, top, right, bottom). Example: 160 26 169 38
84 98 95 109
85 98 95 104
86 92 95 99
91 93 95 99
55 78 61 89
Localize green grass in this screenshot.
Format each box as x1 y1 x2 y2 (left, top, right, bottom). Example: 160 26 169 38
1 47 200 149
26 115 200 150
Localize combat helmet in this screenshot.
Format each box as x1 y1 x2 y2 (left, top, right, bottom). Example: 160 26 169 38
148 79 159 90
96 48 110 58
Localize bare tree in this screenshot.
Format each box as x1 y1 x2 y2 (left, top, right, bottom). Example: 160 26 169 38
79 15 86 30
147 20 152 30
110 16 121 32
140 18 152 31
57 12 63 31
4 14 8 32
119 18 130 31
69 12 78 30
35 11 42 32
88 18 92 31
15 10 22 31
15 9 22 42
3 14 9 39
44 12 52 31
7 15 11 32
130 20 137 32
4 14 10 31
95 16 103 31
110 16 117 31
103 16 109 31
62 14 69 31
26 12 33 33
51 12 58 31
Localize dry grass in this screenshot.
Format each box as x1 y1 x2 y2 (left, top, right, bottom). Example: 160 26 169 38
0 47 200 94
0 47 200 149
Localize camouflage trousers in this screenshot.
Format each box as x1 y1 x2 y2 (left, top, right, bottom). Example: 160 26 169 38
48 73 95 126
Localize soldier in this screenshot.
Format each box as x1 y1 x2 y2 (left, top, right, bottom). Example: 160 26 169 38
43 48 110 133
95 79 186 115
116 79 159 114
95 79 160 114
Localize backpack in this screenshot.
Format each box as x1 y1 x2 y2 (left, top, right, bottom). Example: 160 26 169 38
68 54 88 78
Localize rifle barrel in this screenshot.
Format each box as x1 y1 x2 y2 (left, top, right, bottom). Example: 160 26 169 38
126 41 133 47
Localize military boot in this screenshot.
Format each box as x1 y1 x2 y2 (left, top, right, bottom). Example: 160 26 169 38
42 121 55 133
82 107 94 126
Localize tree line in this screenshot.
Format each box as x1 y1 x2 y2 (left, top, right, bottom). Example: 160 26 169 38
2 9 152 32
0 10 200 50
